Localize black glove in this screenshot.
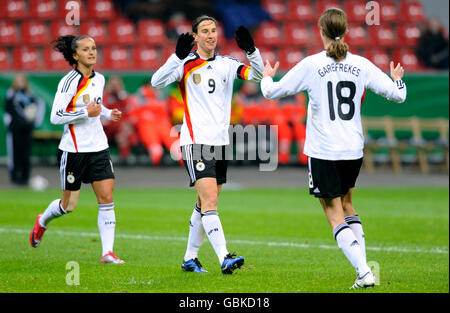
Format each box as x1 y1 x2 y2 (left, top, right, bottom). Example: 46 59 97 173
175 33 195 60
235 25 255 54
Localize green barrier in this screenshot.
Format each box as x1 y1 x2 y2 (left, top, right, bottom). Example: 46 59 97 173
0 72 448 157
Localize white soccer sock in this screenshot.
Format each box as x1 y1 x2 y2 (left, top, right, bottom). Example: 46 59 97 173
334 223 370 277
184 204 206 261
39 199 67 228
98 203 116 256
201 211 229 265
345 215 366 262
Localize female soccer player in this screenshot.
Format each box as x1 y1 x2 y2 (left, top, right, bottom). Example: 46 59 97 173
29 35 125 264
151 15 264 274
261 8 406 288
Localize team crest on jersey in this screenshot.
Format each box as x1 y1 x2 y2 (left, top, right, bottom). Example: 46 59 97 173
83 94 90 104
193 74 201 85
67 172 75 184
196 161 205 171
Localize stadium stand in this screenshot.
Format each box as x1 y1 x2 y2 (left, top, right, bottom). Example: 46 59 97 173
0 0 439 72
0 0 447 170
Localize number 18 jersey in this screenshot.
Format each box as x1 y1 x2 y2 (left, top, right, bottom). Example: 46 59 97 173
261 51 407 160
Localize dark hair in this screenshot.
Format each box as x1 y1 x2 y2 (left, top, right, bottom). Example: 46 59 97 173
51 35 92 66
318 8 349 62
192 15 217 33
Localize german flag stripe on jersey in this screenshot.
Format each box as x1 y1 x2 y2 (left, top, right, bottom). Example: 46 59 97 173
178 57 209 143
66 76 91 152
237 64 251 80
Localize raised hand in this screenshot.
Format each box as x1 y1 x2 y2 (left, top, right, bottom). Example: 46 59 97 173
175 33 195 60
390 61 405 81
235 25 255 54
263 60 279 78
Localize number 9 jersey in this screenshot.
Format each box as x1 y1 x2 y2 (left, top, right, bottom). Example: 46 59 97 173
261 51 407 161
151 49 264 146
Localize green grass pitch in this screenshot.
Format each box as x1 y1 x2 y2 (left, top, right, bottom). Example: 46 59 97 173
0 187 448 293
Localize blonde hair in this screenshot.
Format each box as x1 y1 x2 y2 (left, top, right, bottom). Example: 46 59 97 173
318 8 349 62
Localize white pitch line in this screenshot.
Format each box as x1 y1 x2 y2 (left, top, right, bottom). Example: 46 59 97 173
1 227 448 255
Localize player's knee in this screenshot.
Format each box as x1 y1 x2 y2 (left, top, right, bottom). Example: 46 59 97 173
200 195 218 211
343 202 356 215
97 193 113 204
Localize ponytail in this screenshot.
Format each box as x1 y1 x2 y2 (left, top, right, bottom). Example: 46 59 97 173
318 8 349 62
326 39 349 63
51 35 92 66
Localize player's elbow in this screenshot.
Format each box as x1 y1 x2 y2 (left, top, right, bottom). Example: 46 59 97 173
50 115 60 125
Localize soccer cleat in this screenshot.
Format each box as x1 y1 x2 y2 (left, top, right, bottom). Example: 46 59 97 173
221 253 244 274
30 213 47 248
100 251 126 264
181 258 208 273
350 271 375 289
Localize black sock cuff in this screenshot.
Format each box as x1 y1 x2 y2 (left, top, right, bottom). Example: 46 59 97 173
345 215 362 225
201 210 218 217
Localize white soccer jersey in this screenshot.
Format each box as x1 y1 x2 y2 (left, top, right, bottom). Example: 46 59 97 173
261 51 407 160
151 49 264 146
50 69 112 152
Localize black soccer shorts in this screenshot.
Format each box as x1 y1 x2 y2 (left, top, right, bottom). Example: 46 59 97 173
58 148 115 191
181 144 228 187
307 156 363 198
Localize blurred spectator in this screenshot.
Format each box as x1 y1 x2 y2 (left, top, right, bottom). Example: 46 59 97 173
128 85 182 166
3 73 45 186
279 94 307 165
166 12 190 40
166 85 185 124
102 76 139 162
416 16 449 69
234 81 295 165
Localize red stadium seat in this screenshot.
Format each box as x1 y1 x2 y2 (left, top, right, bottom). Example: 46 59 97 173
284 23 309 47
86 0 116 20
344 0 367 23
365 49 391 72
397 24 422 47
220 42 246 62
317 0 342 15
80 21 108 44
161 42 177 61
258 47 278 65
262 0 285 21
103 46 130 70
21 20 50 45
12 46 41 70
287 0 315 22
253 22 282 47
0 21 19 45
310 26 323 48
346 23 368 47
138 19 167 46
380 0 397 23
43 46 70 70
4 0 27 19
50 20 79 38
109 19 136 45
400 0 427 23
133 45 161 70
279 48 306 71
0 48 10 70
369 25 396 48
29 0 58 19
393 49 423 71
